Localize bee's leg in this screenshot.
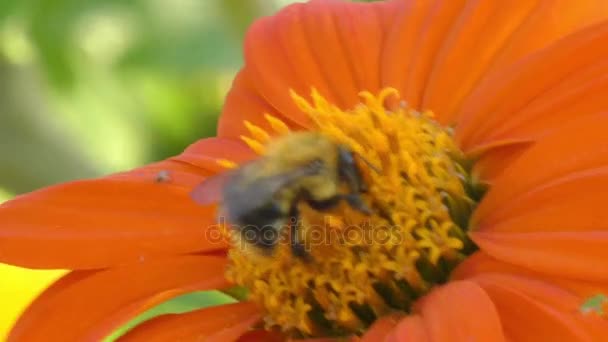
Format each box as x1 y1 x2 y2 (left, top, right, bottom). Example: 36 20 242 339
308 194 372 216
337 146 368 193
307 196 341 211
342 193 373 215
288 206 311 260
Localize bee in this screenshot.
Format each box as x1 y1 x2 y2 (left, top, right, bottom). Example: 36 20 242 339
191 131 374 259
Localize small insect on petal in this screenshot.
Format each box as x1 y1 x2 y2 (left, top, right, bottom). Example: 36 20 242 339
155 170 172 183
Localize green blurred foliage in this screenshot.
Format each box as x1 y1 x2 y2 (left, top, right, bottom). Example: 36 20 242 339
0 0 297 196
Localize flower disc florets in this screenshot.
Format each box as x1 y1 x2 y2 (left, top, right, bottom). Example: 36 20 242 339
225 88 477 337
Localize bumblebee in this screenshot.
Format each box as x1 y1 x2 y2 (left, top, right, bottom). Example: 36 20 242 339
191 132 373 259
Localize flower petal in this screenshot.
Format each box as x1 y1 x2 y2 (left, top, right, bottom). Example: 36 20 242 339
422 0 537 122
375 281 506 342
223 0 398 127
118 302 260 342
489 0 608 68
223 0 608 133
473 114 608 228
454 252 608 301
385 315 429 342
472 273 606 341
457 20 608 152
8 255 229 342
455 254 608 340
381 0 441 110
476 166 608 233
452 251 531 280
455 252 608 298
173 137 255 172
411 280 505 342
471 141 531 183
360 314 403 342
427 0 608 123
219 71 301 139
0 138 249 269
472 231 608 282
474 62 608 151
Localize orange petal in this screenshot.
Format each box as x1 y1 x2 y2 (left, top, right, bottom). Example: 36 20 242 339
0 138 248 269
360 313 403 342
422 0 537 122
240 7 312 126
173 137 256 172
118 302 260 342
475 62 608 149
222 0 608 134
454 252 608 303
476 167 608 233
380 0 435 109
471 141 531 183
489 0 608 71
452 251 530 280
388 0 468 110
436 0 608 124
472 273 604 341
472 231 608 282
454 252 608 298
223 0 398 128
457 20 608 152
411 280 505 342
8 255 229 342
385 315 429 342
455 253 608 340
367 281 506 342
473 114 608 227
218 71 302 139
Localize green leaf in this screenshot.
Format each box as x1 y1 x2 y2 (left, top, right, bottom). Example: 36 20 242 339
104 290 237 341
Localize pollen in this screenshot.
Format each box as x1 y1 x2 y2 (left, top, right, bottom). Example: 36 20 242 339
224 88 477 337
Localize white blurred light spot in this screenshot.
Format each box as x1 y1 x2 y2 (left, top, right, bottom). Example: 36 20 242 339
76 11 135 65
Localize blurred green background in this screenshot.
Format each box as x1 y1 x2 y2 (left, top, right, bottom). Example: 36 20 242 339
0 0 308 199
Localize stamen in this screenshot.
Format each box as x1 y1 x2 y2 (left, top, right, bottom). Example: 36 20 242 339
224 88 477 337
264 114 291 135
244 120 271 144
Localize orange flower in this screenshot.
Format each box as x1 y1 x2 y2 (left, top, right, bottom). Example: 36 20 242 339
3 0 608 340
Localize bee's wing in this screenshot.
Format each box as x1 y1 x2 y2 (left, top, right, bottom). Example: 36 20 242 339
190 171 234 206
251 161 323 195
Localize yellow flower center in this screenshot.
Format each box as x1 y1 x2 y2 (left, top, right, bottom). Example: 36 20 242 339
223 88 478 338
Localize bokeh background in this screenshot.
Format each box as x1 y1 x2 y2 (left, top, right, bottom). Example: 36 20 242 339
0 0 307 338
